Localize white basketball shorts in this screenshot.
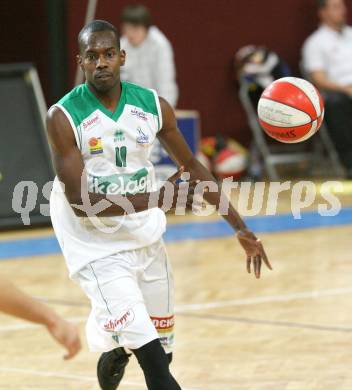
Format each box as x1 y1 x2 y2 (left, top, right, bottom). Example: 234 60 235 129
72 239 174 353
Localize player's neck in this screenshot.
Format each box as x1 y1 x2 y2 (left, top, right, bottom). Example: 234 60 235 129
88 81 122 113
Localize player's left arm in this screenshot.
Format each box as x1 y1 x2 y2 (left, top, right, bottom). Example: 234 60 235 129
157 97 272 278
0 277 81 359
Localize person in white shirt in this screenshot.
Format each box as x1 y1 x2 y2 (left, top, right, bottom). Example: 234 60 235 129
302 0 352 177
120 4 179 107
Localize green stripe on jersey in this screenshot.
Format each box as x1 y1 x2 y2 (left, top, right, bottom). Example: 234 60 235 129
124 82 158 117
58 84 94 128
57 81 159 128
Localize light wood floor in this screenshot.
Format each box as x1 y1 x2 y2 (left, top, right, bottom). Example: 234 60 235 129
0 191 351 389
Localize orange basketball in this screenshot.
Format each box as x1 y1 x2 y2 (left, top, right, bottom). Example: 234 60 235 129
257 77 324 143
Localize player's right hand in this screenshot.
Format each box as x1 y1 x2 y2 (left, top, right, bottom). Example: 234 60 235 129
236 229 272 279
47 317 82 360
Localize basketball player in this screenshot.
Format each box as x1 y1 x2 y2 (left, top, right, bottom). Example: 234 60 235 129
0 277 81 359
46 20 271 390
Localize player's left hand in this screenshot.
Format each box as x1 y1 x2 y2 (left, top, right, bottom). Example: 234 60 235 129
236 229 272 279
47 317 82 360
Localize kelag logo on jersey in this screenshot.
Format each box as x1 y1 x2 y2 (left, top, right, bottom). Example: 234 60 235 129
88 168 151 195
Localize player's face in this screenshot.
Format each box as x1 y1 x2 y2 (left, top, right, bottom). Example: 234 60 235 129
78 31 126 93
321 0 347 27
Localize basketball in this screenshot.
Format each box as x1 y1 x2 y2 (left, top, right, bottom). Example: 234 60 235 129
214 147 247 179
257 77 324 143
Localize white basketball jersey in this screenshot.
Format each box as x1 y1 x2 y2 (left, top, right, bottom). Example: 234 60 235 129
50 81 166 276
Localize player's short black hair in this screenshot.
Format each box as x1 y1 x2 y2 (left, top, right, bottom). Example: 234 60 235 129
78 20 120 52
316 0 328 9
120 4 152 28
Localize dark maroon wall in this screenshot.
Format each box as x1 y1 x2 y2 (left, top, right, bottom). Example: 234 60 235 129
0 0 48 98
67 0 352 144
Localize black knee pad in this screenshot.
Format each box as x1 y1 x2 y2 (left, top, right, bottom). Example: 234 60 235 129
132 339 181 390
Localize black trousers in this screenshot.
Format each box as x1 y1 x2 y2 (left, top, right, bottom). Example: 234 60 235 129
323 91 352 174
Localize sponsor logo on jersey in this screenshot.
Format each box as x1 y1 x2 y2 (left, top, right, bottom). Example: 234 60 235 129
82 115 100 130
88 168 150 195
88 137 103 154
114 129 125 142
151 315 175 333
104 309 135 332
136 127 149 145
131 107 147 121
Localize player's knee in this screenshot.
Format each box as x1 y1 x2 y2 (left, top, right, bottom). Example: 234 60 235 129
132 338 169 372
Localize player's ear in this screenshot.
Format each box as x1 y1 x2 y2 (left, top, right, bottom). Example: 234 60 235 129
120 50 126 66
76 54 83 70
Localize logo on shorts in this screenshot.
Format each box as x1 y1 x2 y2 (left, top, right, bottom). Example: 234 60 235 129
159 334 174 347
104 309 135 332
151 315 174 333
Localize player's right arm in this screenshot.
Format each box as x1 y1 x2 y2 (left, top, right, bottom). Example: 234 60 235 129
46 107 188 217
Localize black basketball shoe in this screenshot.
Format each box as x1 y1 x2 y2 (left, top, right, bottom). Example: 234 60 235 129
97 347 131 390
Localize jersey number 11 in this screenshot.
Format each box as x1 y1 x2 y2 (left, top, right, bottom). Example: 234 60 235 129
115 146 127 167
